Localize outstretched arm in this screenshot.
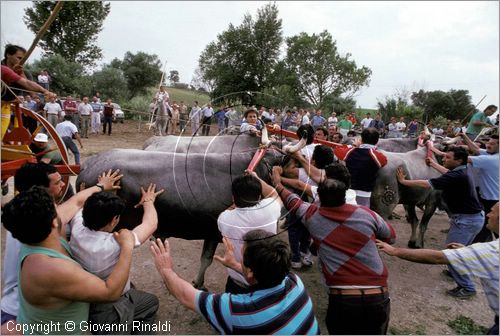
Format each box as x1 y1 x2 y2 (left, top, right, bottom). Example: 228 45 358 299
132 184 165 244
396 167 432 189
376 239 448 264
151 238 200 311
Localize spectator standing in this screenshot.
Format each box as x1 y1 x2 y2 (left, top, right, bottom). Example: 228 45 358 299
214 106 227 134
347 111 357 126
89 96 102 135
311 110 326 130
337 128 387 206
170 101 180 134
201 103 213 136
22 95 37 134
217 174 282 294
460 133 499 243
466 105 497 139
299 108 310 126
102 98 114 135
397 147 484 298
281 109 294 130
327 111 338 128
407 118 419 137
78 96 92 138
43 95 62 129
63 96 78 130
189 101 201 136
360 112 373 130
37 70 50 90
337 114 352 137
56 115 83 165
179 101 188 132
387 117 398 138
369 113 385 136
151 230 320 334
273 177 395 335
396 116 406 137
376 202 499 335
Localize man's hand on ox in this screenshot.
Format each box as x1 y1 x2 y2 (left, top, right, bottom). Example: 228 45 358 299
396 167 407 182
271 166 282 186
113 229 135 251
134 183 165 208
446 242 465 250
214 237 242 273
97 169 123 191
150 238 174 272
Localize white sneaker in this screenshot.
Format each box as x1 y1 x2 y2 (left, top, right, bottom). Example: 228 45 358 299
291 261 302 270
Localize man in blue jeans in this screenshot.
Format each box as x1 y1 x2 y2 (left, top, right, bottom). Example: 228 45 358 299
396 146 484 298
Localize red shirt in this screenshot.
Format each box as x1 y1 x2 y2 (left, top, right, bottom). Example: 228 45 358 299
347 115 357 125
63 100 77 114
1 65 22 86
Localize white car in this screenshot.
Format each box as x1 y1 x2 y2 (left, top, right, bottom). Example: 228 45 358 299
100 103 125 123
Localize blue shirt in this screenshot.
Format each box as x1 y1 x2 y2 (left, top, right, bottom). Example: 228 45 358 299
469 149 499 200
196 273 319 335
24 101 37 112
90 102 102 113
214 110 226 122
311 115 326 127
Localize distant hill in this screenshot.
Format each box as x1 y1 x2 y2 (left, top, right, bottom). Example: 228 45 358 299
166 87 211 106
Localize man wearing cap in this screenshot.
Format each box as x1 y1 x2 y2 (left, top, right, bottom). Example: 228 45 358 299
29 133 63 165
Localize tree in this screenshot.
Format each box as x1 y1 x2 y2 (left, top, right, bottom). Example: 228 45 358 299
377 90 424 122
322 94 356 115
198 3 282 101
285 30 371 106
91 66 128 102
168 70 180 85
24 1 110 67
114 52 162 98
411 89 474 123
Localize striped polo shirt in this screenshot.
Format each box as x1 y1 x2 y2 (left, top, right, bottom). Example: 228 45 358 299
196 273 319 334
443 240 499 315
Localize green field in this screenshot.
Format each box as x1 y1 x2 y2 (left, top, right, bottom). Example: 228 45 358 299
166 87 210 106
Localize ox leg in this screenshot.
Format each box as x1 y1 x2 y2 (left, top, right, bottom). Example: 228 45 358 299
192 239 218 290
416 202 438 248
405 205 419 248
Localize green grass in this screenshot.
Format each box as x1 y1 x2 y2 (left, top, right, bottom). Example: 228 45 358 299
447 315 488 335
166 87 210 106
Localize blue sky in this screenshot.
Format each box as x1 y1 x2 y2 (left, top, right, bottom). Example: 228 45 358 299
2 1 498 109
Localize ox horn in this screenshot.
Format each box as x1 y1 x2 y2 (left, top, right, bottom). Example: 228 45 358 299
283 136 307 154
261 126 271 146
442 136 461 145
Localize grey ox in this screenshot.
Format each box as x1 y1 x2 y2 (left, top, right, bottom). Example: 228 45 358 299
76 132 291 289
370 146 442 248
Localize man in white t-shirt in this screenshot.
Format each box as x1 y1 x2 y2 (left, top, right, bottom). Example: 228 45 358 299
360 112 373 130
217 174 282 294
43 95 62 128
56 115 83 164
70 184 164 332
396 116 406 137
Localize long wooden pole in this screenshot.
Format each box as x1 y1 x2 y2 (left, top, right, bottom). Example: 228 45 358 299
460 94 487 125
20 1 64 65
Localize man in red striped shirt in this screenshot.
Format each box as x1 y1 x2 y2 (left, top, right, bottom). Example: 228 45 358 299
272 175 396 335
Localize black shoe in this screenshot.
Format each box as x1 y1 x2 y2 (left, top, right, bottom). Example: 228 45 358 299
447 286 476 299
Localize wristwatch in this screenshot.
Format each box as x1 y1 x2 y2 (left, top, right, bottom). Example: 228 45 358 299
96 183 105 191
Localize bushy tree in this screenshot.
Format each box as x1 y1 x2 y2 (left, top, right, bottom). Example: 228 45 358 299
411 89 474 123
321 94 356 115
198 3 282 101
24 1 110 67
169 70 180 84
113 52 162 98
91 66 128 102
285 30 371 106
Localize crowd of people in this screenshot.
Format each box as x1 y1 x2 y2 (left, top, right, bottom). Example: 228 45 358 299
2 44 499 335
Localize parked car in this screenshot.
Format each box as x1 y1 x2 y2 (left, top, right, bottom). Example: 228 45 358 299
100 103 125 123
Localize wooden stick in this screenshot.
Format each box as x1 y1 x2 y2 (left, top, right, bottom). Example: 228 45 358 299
20 1 64 65
460 94 487 125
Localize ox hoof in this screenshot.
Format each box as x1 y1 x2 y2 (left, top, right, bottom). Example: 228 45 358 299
192 281 207 292
407 241 422 249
